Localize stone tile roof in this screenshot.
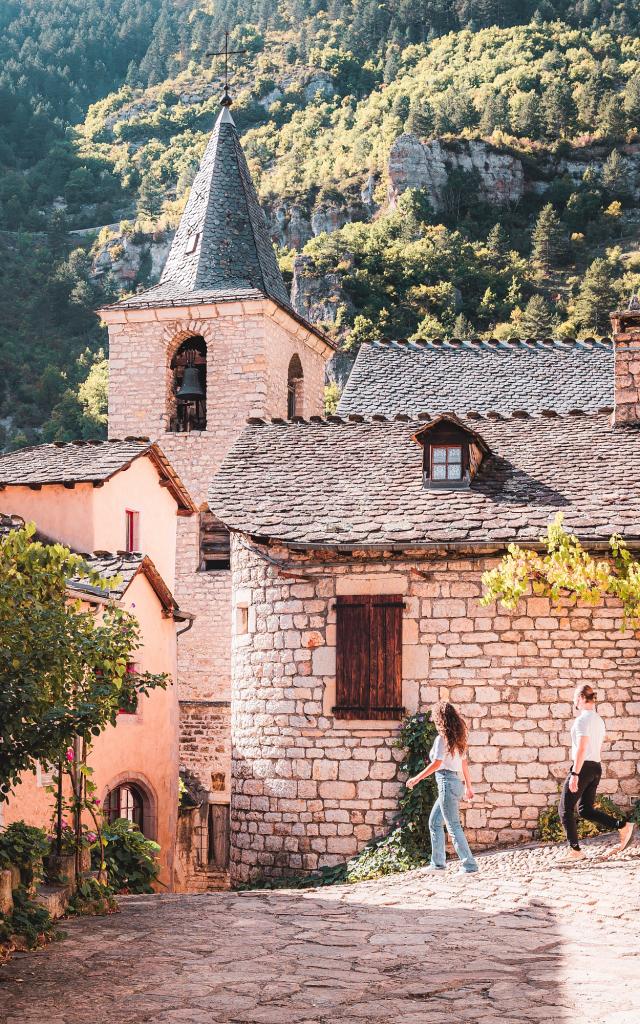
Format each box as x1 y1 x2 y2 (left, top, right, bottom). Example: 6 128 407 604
115 107 290 310
207 409 640 548
68 552 178 614
0 439 196 512
337 338 614 417
0 512 24 538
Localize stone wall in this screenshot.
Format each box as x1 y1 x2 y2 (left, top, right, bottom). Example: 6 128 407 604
229 539 640 884
106 298 332 812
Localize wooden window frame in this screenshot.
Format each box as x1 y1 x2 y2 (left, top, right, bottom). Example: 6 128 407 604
430 444 463 482
125 509 139 553
333 594 405 721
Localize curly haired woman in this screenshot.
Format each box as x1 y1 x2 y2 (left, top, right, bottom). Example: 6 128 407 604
406 701 478 874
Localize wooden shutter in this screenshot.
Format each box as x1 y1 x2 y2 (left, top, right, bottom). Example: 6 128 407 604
334 595 404 720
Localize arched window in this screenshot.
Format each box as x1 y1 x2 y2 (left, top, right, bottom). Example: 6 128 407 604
169 335 207 432
105 782 145 833
287 354 304 418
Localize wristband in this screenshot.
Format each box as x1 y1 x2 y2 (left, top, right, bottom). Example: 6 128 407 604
570 771 579 777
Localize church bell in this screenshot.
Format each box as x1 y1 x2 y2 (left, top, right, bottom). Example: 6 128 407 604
176 365 205 402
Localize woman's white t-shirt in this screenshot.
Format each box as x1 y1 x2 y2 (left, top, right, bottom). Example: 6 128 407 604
430 734 463 773
571 710 606 763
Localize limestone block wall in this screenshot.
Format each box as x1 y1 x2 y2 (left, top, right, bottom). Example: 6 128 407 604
106 300 333 808
230 539 640 884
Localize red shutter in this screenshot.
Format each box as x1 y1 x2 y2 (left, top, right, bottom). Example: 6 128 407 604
334 595 404 720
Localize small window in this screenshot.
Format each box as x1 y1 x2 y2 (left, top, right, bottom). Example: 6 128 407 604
118 663 139 716
200 512 230 570
334 595 404 720
236 605 249 635
125 510 139 552
287 354 304 418
431 445 463 482
105 783 145 832
185 232 201 254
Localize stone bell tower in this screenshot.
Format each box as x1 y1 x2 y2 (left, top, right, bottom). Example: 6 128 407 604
100 100 334 881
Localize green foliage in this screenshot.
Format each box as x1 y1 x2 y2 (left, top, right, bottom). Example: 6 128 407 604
531 203 568 273
2 886 57 949
573 257 619 334
97 818 161 893
538 796 626 842
67 877 118 917
481 513 640 627
0 525 167 799
520 294 555 339
323 382 341 415
0 822 49 887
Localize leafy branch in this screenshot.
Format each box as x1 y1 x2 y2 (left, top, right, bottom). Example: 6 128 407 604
481 514 640 627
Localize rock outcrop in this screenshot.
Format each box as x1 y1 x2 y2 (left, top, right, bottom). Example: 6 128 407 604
388 134 526 209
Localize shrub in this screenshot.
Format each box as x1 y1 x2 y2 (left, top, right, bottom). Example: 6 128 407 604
0 822 50 887
67 877 118 916
3 886 57 948
538 796 626 843
96 819 160 893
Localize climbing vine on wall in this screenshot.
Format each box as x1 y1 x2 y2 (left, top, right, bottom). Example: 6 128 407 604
481 514 640 627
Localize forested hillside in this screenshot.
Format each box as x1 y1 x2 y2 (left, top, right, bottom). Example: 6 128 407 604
1 0 640 446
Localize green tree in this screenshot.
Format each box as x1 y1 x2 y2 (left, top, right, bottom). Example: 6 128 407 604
520 294 555 339
598 93 627 140
602 150 633 202
486 223 508 258
542 81 576 139
0 524 166 800
573 258 618 335
531 203 567 273
137 175 165 220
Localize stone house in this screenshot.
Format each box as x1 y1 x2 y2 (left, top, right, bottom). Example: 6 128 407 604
0 440 196 888
97 96 640 885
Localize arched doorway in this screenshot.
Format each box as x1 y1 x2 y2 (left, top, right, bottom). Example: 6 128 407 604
169 335 207 432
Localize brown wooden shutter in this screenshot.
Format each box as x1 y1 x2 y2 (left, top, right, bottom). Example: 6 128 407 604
334 595 404 720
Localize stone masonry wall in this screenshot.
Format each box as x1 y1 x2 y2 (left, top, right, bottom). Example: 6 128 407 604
107 300 332 802
230 539 640 884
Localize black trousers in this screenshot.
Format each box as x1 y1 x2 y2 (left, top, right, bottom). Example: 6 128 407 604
558 760 625 849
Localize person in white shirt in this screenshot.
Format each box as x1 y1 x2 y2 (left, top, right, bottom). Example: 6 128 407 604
406 701 478 873
559 683 634 862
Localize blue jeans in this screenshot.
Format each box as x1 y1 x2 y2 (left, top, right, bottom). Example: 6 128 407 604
429 770 478 872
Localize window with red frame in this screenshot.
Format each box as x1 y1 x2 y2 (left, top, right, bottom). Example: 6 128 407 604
118 663 138 716
125 510 139 552
430 444 463 482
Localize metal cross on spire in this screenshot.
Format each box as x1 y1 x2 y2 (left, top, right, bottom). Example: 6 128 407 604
207 30 249 108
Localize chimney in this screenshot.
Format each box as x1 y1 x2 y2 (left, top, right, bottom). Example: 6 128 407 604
611 297 640 425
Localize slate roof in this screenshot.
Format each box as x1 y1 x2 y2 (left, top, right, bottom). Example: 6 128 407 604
68 552 178 614
0 512 24 538
0 439 196 512
207 410 640 548
114 106 290 310
337 338 614 417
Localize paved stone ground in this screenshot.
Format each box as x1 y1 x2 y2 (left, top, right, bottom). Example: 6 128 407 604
0 834 638 1024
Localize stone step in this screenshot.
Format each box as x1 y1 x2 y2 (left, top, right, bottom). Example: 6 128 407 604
34 884 72 920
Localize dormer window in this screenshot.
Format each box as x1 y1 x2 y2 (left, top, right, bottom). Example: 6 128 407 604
431 445 463 482
412 414 490 490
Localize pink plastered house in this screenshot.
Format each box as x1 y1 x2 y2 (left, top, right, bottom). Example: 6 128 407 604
0 439 196 888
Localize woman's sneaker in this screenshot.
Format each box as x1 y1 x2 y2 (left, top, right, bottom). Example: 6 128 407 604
604 822 635 859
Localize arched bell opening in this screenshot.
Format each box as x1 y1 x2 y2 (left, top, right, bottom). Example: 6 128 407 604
169 335 207 432
287 353 304 418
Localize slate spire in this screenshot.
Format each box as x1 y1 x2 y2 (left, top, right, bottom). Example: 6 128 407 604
159 105 290 306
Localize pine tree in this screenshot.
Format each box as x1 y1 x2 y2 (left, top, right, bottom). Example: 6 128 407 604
137 175 164 220
542 81 577 139
531 203 567 273
520 294 555 339
406 97 434 137
479 92 508 136
509 91 540 138
623 73 640 124
602 150 633 201
599 93 627 140
486 222 508 257
574 258 618 335
453 313 474 338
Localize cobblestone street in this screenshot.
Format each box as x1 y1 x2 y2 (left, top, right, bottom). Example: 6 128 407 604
1 835 637 1024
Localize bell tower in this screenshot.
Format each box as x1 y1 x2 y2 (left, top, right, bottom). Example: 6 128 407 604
100 102 334 881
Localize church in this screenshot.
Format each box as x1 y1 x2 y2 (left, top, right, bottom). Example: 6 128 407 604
99 96 640 886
